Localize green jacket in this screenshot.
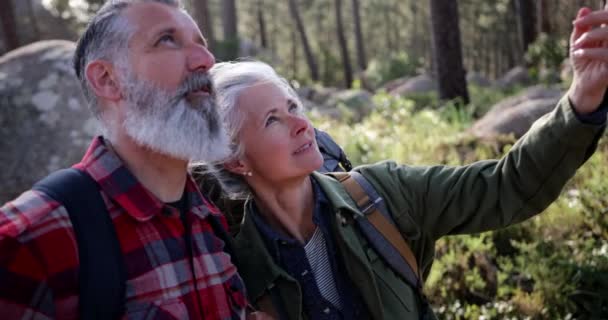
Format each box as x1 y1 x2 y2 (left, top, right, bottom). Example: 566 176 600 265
233 97 605 320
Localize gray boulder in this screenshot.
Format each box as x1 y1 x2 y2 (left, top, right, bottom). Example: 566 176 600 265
380 77 410 93
467 72 491 87
495 66 531 89
0 40 98 203
389 74 436 97
470 85 564 140
324 89 374 122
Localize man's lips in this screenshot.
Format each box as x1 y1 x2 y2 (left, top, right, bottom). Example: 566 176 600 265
186 84 212 98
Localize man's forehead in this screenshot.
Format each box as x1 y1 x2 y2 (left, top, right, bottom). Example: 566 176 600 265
123 2 196 35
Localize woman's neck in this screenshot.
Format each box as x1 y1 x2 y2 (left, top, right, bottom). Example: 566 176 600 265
252 177 316 244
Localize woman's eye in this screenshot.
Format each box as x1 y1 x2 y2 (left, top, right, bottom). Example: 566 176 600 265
289 104 299 113
265 116 278 127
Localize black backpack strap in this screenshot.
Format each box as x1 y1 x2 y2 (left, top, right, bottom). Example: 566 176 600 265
33 168 126 320
327 171 422 292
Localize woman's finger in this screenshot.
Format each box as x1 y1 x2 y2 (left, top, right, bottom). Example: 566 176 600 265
572 26 608 49
573 8 608 28
571 7 593 46
573 47 608 63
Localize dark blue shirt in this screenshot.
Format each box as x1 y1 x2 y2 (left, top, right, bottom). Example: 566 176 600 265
250 178 369 320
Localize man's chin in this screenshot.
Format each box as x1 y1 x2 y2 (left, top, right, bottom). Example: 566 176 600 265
126 130 231 164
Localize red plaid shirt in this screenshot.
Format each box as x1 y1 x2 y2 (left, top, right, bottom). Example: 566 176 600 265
0 137 247 319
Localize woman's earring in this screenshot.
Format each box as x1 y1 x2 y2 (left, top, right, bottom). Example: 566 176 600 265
244 171 253 177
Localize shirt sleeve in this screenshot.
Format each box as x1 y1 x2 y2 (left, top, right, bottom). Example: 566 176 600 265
571 91 608 125
0 190 77 320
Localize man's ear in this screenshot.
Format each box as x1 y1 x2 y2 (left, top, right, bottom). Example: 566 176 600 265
224 158 249 176
85 60 122 102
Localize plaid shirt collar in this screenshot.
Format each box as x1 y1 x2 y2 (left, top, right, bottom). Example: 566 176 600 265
74 136 220 222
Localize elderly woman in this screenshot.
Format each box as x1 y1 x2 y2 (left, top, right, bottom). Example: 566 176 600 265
201 8 608 320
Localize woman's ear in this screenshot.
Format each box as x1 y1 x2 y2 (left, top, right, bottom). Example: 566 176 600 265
85 60 122 102
224 158 250 176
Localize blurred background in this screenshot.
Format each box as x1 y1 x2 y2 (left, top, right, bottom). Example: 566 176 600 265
1 0 607 318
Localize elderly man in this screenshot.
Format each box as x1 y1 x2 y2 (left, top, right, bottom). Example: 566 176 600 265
0 0 251 319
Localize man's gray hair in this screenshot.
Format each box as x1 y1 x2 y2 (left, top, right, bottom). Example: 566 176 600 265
192 60 301 199
73 0 182 118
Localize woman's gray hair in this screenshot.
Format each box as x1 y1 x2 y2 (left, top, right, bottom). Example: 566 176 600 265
191 60 301 199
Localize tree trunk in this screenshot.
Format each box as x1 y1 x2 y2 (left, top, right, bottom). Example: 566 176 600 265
351 0 366 71
509 0 524 66
257 0 268 49
383 4 394 52
537 0 552 34
0 0 20 52
221 0 239 59
335 0 353 88
192 0 215 51
291 27 298 79
429 0 469 105
515 0 537 53
25 0 41 41
287 0 319 81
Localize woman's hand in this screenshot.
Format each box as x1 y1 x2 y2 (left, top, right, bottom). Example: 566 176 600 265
569 6 608 114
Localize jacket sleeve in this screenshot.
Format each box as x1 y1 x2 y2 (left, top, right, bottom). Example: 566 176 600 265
358 96 605 241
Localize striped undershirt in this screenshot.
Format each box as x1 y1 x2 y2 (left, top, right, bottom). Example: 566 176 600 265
304 227 343 309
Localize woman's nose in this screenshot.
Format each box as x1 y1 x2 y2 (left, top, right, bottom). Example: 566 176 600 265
291 115 310 137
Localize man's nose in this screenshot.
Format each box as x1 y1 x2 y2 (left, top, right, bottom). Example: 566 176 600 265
187 44 215 72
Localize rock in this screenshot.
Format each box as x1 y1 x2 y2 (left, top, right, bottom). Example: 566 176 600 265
470 85 564 140
324 89 375 122
467 72 491 87
0 40 98 203
308 86 340 106
388 74 436 97
380 76 410 92
495 66 531 89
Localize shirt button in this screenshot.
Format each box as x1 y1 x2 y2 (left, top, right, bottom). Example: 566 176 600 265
301 270 309 276
323 307 331 314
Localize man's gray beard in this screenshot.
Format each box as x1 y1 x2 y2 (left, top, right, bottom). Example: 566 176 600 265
118 70 231 163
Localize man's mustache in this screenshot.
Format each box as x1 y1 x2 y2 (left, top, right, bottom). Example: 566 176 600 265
169 73 214 105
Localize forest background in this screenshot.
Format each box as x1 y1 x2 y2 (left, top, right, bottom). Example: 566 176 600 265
1 0 607 318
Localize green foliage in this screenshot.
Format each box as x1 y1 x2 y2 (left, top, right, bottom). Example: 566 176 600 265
525 33 569 81
310 91 608 319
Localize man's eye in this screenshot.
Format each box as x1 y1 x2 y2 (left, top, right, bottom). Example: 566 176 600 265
156 34 175 46
289 104 299 113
